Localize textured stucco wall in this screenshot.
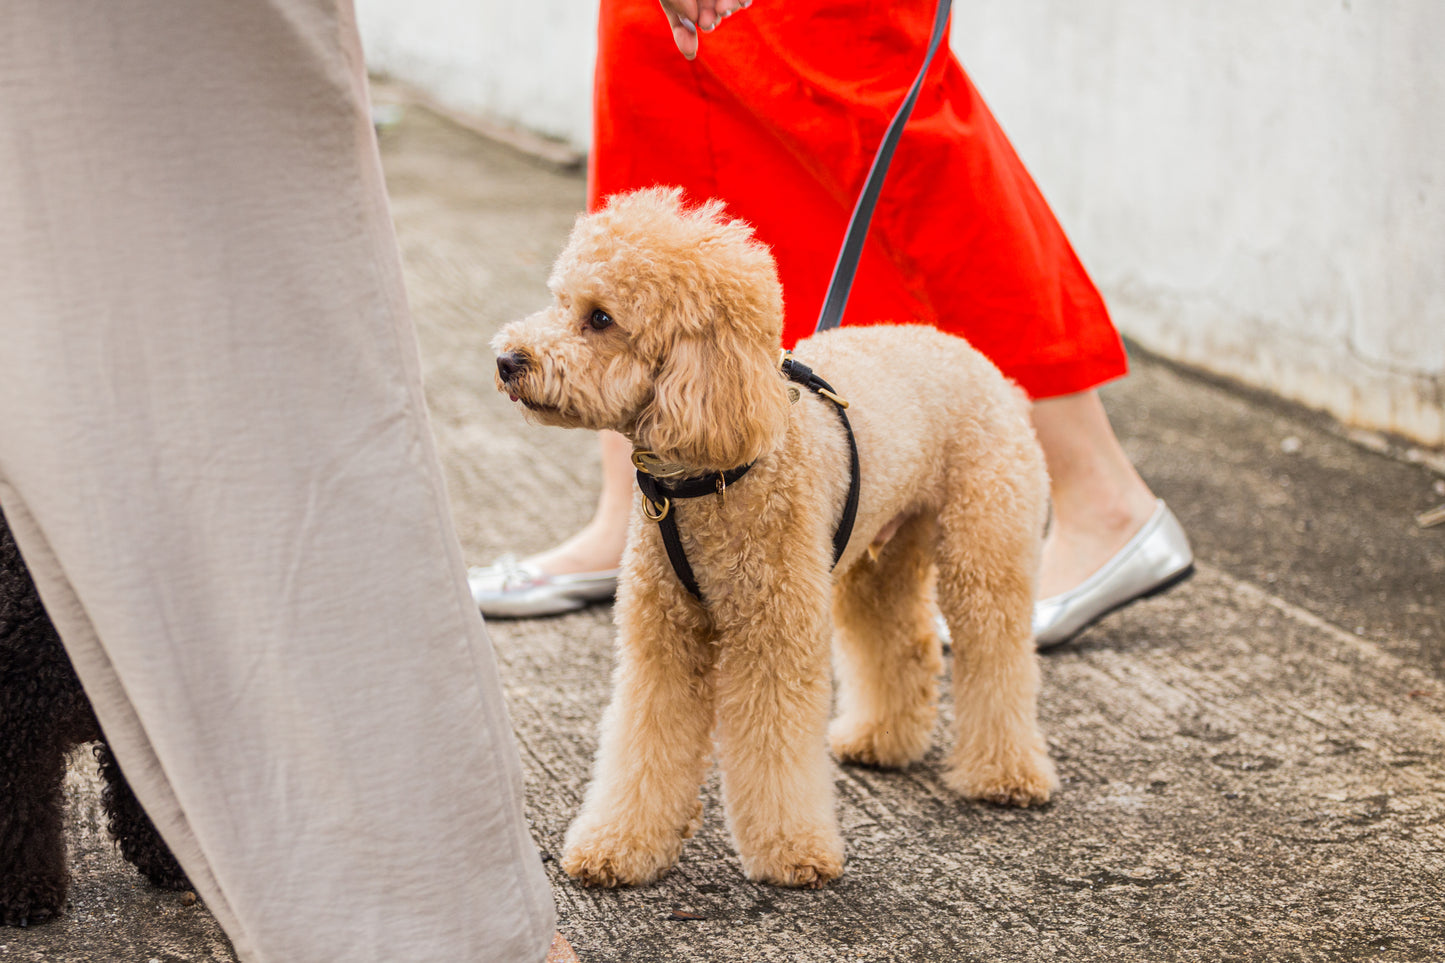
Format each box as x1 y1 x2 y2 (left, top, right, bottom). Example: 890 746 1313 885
950 2 1444 447
356 0 1445 447
355 0 596 147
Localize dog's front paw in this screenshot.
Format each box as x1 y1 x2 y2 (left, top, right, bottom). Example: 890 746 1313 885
829 715 932 769
0 878 67 928
739 831 845 889
561 817 687 888
944 749 1058 807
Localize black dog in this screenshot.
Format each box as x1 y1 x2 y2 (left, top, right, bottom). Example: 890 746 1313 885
0 510 188 926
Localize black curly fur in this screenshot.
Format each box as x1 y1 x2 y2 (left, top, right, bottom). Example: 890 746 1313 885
0 510 189 926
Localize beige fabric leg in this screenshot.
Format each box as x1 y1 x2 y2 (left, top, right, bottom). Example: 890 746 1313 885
0 3 555 961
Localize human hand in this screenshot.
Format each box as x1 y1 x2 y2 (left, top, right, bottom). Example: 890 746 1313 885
657 0 753 61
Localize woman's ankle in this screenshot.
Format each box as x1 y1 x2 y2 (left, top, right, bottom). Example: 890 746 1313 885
528 518 628 575
1039 488 1157 598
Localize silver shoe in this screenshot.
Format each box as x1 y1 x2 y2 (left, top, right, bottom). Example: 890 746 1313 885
1033 500 1194 650
468 554 619 618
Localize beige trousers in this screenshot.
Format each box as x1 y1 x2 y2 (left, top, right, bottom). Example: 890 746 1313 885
0 2 554 960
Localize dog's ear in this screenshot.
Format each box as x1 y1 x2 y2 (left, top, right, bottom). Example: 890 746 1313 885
637 325 791 472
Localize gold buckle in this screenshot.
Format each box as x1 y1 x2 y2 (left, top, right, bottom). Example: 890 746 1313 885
817 387 849 409
631 449 688 478
641 495 671 521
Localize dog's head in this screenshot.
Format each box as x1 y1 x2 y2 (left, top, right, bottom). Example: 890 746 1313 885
493 188 791 472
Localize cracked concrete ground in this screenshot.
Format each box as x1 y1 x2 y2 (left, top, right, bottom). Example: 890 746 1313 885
5 92 1442 962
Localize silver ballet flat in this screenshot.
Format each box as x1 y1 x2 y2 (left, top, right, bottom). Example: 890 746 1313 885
1033 500 1194 649
468 554 619 618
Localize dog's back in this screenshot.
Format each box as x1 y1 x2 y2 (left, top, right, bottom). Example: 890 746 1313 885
788 322 1044 572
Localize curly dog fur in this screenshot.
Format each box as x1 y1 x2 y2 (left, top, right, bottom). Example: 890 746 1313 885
0 509 187 926
495 188 1058 889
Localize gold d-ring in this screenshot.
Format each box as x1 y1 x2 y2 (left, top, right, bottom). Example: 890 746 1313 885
642 495 671 521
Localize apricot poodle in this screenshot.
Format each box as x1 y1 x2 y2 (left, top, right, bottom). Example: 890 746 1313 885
494 188 1057 889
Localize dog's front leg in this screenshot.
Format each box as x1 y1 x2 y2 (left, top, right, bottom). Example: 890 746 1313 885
0 655 77 927
712 568 844 889
562 573 716 888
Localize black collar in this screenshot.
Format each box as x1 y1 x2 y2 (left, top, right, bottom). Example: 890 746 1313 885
634 354 861 603
632 453 755 506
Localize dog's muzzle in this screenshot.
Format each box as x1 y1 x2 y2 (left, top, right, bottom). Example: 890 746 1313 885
496 351 528 383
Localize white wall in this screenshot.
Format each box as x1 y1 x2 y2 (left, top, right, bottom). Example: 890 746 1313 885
951 1 1444 448
356 0 1445 447
355 0 596 146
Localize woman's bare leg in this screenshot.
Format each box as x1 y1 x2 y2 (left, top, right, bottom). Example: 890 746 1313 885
1031 390 1159 598
528 430 635 574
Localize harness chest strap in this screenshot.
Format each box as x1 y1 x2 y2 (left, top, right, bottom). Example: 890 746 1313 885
635 356 861 603
634 461 753 601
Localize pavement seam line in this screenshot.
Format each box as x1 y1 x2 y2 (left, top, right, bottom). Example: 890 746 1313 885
1198 560 1436 687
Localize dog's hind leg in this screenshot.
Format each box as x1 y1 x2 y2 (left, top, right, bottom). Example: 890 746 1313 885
562 575 718 888
829 513 942 769
935 462 1057 807
95 741 189 891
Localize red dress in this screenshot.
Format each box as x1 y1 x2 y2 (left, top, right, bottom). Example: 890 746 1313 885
590 0 1126 400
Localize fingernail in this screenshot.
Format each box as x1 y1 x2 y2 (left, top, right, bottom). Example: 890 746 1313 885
679 16 696 33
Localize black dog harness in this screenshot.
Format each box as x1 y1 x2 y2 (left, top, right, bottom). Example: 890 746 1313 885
634 355 861 603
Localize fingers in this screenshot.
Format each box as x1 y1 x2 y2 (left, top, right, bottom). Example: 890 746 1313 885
694 0 721 32
672 17 699 60
658 0 700 59
700 0 751 30
659 0 753 60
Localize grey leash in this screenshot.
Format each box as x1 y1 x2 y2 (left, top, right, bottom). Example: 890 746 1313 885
814 0 954 334
789 0 952 583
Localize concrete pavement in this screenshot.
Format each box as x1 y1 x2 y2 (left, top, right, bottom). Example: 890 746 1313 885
6 92 1442 963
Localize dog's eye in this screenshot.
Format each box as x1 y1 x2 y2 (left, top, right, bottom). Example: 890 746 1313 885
587 308 614 332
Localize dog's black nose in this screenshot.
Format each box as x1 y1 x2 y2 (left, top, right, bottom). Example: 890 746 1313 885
496 352 528 381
